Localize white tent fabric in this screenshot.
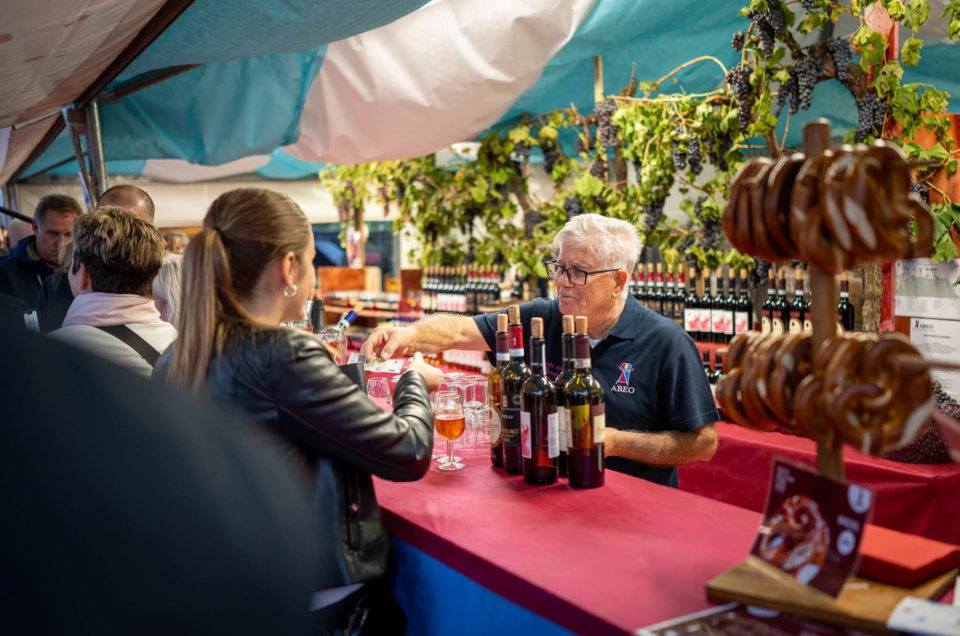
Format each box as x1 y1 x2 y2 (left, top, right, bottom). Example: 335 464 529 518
284 0 597 164
139 154 270 181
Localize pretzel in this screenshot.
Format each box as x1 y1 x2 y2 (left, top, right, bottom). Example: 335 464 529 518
758 494 830 582
766 334 813 432
724 141 935 272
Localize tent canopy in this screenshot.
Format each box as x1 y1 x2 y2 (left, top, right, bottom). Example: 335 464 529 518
3 0 960 188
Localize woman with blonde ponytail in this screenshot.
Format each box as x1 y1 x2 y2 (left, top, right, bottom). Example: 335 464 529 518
153 189 441 634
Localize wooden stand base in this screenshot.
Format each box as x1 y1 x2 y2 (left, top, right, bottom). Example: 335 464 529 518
706 556 957 634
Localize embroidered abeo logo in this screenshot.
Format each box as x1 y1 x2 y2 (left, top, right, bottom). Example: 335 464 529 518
611 362 635 394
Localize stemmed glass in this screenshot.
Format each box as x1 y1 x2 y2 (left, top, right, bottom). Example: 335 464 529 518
434 390 466 471
366 377 392 412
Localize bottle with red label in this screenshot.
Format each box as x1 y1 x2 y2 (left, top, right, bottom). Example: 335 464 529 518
499 305 530 475
735 268 753 335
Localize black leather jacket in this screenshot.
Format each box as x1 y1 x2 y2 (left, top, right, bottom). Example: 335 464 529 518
153 327 434 589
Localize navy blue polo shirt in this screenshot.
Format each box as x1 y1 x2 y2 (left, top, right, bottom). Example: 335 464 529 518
474 296 718 488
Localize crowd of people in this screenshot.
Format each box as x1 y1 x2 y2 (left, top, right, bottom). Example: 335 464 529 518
1 187 717 633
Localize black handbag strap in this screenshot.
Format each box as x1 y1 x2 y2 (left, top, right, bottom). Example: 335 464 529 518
95 325 161 368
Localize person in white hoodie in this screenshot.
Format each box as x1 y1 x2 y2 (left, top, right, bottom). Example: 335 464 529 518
51 206 176 378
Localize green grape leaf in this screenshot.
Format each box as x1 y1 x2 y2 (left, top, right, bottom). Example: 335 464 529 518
538 125 558 142
901 37 923 67
882 0 906 20
949 159 958 175
574 173 605 198
904 0 930 30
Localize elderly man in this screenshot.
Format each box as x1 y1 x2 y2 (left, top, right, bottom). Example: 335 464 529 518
0 195 81 307
50 206 175 377
363 213 718 487
36 185 156 332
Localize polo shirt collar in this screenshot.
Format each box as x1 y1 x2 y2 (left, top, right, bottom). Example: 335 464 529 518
605 295 646 340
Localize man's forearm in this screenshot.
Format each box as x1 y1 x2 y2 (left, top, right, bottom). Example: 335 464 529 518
409 313 490 354
604 423 717 465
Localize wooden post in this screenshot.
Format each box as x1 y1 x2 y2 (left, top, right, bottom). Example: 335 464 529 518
802 120 845 481
593 55 604 104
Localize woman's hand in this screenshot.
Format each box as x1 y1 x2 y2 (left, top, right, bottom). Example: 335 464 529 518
406 352 443 391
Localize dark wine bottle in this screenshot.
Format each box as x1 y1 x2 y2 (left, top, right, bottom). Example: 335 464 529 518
837 271 854 332
683 267 699 340
788 268 805 335
761 272 776 334
500 305 530 475
702 349 713 383
488 313 509 468
566 315 605 489
723 267 736 344
735 268 752 335
521 317 558 485
709 269 722 345
653 263 665 316
310 296 325 335
773 268 788 335
672 268 685 327
553 315 576 479
665 265 676 322
698 267 713 343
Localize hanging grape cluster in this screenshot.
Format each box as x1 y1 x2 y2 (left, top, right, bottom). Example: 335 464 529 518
542 141 561 175
696 197 722 250
676 233 699 272
590 158 607 180
707 134 734 172
727 64 754 132
826 38 853 82
524 209 544 239
749 2 786 58
800 0 819 12
594 100 619 148
643 198 665 238
732 31 745 52
797 53 822 111
574 135 597 154
671 127 687 170
687 136 703 176
910 182 931 204
855 93 886 141
749 259 771 288
776 69 799 115
563 196 584 220
513 141 530 163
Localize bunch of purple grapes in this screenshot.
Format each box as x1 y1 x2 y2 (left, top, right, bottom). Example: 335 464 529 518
643 198 665 239
672 127 688 170
800 0 819 12
855 93 886 141
708 134 734 172
732 31 745 52
749 2 785 58
514 141 531 163
574 135 597 154
395 184 405 205
749 259 771 288
696 197 722 250
676 233 698 272
910 182 931 204
563 196 584 220
727 64 754 132
524 209 544 238
826 38 853 82
776 68 799 115
590 158 607 180
688 136 703 176
797 53 822 111
594 100 619 148
542 141 561 175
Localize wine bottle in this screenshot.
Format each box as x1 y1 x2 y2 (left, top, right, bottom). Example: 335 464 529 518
712 352 725 384
723 267 736 344
684 267 699 340
772 268 788 335
665 266 676 321
488 313 509 468
709 269 723 345
698 268 713 343
653 263 665 316
553 315 576 479
566 315 605 489
761 273 776 334
701 349 714 384
310 296 325 335
673 269 686 327
644 263 656 309
500 305 530 475
788 268 805 335
632 265 643 305
521 317 558 485
837 271 854 332
735 268 752 335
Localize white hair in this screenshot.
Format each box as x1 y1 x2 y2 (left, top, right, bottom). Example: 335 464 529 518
152 252 183 325
551 214 642 297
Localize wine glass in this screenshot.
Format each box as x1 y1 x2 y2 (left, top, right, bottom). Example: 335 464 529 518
366 377 392 412
434 390 466 471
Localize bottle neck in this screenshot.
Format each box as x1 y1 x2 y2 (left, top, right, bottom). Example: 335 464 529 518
561 333 575 369
495 331 509 364
574 334 591 370
508 324 525 362
530 337 546 374
336 309 358 330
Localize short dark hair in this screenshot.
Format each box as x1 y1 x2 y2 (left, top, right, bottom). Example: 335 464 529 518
71 206 165 297
34 195 82 225
99 185 156 223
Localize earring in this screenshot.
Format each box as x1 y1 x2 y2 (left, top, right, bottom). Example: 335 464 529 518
282 284 297 298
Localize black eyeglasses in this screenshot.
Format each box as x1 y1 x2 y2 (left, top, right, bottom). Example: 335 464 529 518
544 260 619 286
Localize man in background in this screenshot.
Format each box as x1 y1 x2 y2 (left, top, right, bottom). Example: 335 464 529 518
0 195 80 307
36 184 156 332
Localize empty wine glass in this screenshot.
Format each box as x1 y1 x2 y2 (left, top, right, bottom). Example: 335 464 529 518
366 377 392 412
434 390 466 471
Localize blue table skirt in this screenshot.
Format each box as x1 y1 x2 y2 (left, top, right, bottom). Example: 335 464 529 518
390 537 576 636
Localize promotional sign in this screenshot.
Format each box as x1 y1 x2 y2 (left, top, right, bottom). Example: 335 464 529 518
750 460 874 597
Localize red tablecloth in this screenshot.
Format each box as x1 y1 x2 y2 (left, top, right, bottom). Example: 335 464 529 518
374 449 762 636
680 422 960 545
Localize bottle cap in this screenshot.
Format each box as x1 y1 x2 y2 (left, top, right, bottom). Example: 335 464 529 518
562 314 574 334
531 317 543 338
497 312 508 332
508 304 521 324
575 315 588 335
